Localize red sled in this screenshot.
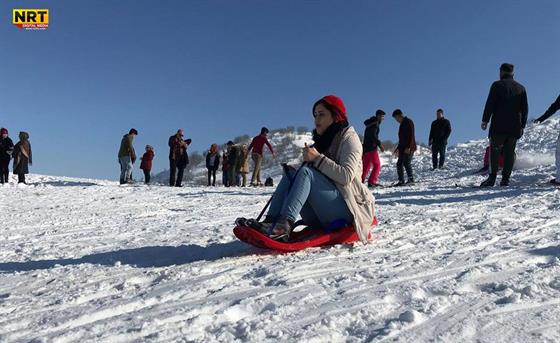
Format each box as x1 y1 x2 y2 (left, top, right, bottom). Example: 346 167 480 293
233 217 377 252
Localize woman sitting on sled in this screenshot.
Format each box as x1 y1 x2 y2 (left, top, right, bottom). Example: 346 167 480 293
243 95 375 242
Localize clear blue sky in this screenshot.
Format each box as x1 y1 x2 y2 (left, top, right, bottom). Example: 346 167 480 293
1 0 559 180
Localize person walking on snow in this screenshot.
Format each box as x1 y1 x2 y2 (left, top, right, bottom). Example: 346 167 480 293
0 128 14 184
118 128 137 184
429 108 452 170
534 94 560 185
140 145 155 184
480 63 528 187
13 131 32 184
362 110 385 187
206 144 220 186
248 127 275 186
392 109 417 186
168 129 187 187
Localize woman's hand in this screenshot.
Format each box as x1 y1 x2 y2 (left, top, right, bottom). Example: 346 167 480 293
303 143 320 162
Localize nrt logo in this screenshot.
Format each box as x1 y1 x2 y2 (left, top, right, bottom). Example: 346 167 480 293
13 9 49 30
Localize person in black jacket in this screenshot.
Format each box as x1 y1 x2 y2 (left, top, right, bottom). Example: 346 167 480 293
227 142 240 187
534 94 560 185
174 138 191 187
429 109 452 170
393 109 417 186
362 110 385 187
0 128 14 184
480 63 528 187
206 143 220 186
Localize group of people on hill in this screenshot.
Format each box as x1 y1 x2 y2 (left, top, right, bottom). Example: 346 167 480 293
116 126 276 187
117 128 192 186
361 108 451 187
362 63 560 187
216 127 275 187
0 129 33 184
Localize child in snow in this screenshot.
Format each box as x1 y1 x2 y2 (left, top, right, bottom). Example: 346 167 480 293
140 145 155 184
246 95 375 242
13 131 32 184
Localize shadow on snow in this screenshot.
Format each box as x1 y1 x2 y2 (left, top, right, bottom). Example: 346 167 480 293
0 240 265 273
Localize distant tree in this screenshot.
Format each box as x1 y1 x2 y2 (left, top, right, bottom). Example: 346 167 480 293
297 126 309 134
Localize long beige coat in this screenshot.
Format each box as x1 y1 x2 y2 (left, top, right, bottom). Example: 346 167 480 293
312 126 375 242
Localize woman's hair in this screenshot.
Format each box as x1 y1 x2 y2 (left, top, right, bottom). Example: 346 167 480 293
210 143 218 154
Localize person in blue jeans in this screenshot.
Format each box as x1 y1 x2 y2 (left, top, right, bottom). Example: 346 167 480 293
254 95 376 242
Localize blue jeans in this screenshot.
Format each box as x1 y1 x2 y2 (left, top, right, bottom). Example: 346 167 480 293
267 165 353 228
119 156 133 182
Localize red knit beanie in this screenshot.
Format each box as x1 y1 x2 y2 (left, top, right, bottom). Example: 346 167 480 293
314 95 348 122
0 128 7 135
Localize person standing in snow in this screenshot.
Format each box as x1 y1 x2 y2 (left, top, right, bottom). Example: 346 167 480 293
168 129 187 187
227 141 240 187
206 144 220 186
362 110 385 188
392 109 417 186
534 94 560 185
428 109 452 170
139 145 155 184
175 138 191 187
480 63 528 187
13 131 32 184
221 149 230 187
0 128 14 184
248 127 275 186
238 144 250 187
118 128 137 184
248 95 375 243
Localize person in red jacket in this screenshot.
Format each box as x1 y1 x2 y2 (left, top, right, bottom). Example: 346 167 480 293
248 127 275 186
140 145 155 184
392 109 416 186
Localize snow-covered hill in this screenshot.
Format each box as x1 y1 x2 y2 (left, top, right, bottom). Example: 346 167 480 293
0 119 559 342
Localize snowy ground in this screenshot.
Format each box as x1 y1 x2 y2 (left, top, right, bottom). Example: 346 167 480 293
1 120 559 342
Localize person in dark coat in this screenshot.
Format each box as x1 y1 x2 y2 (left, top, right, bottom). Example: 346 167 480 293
206 144 220 186
429 109 452 170
0 128 14 184
480 63 528 187
140 145 155 184
175 138 191 187
221 150 230 187
534 94 560 185
392 109 416 186
168 129 187 187
362 110 385 187
227 141 240 187
13 131 32 184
